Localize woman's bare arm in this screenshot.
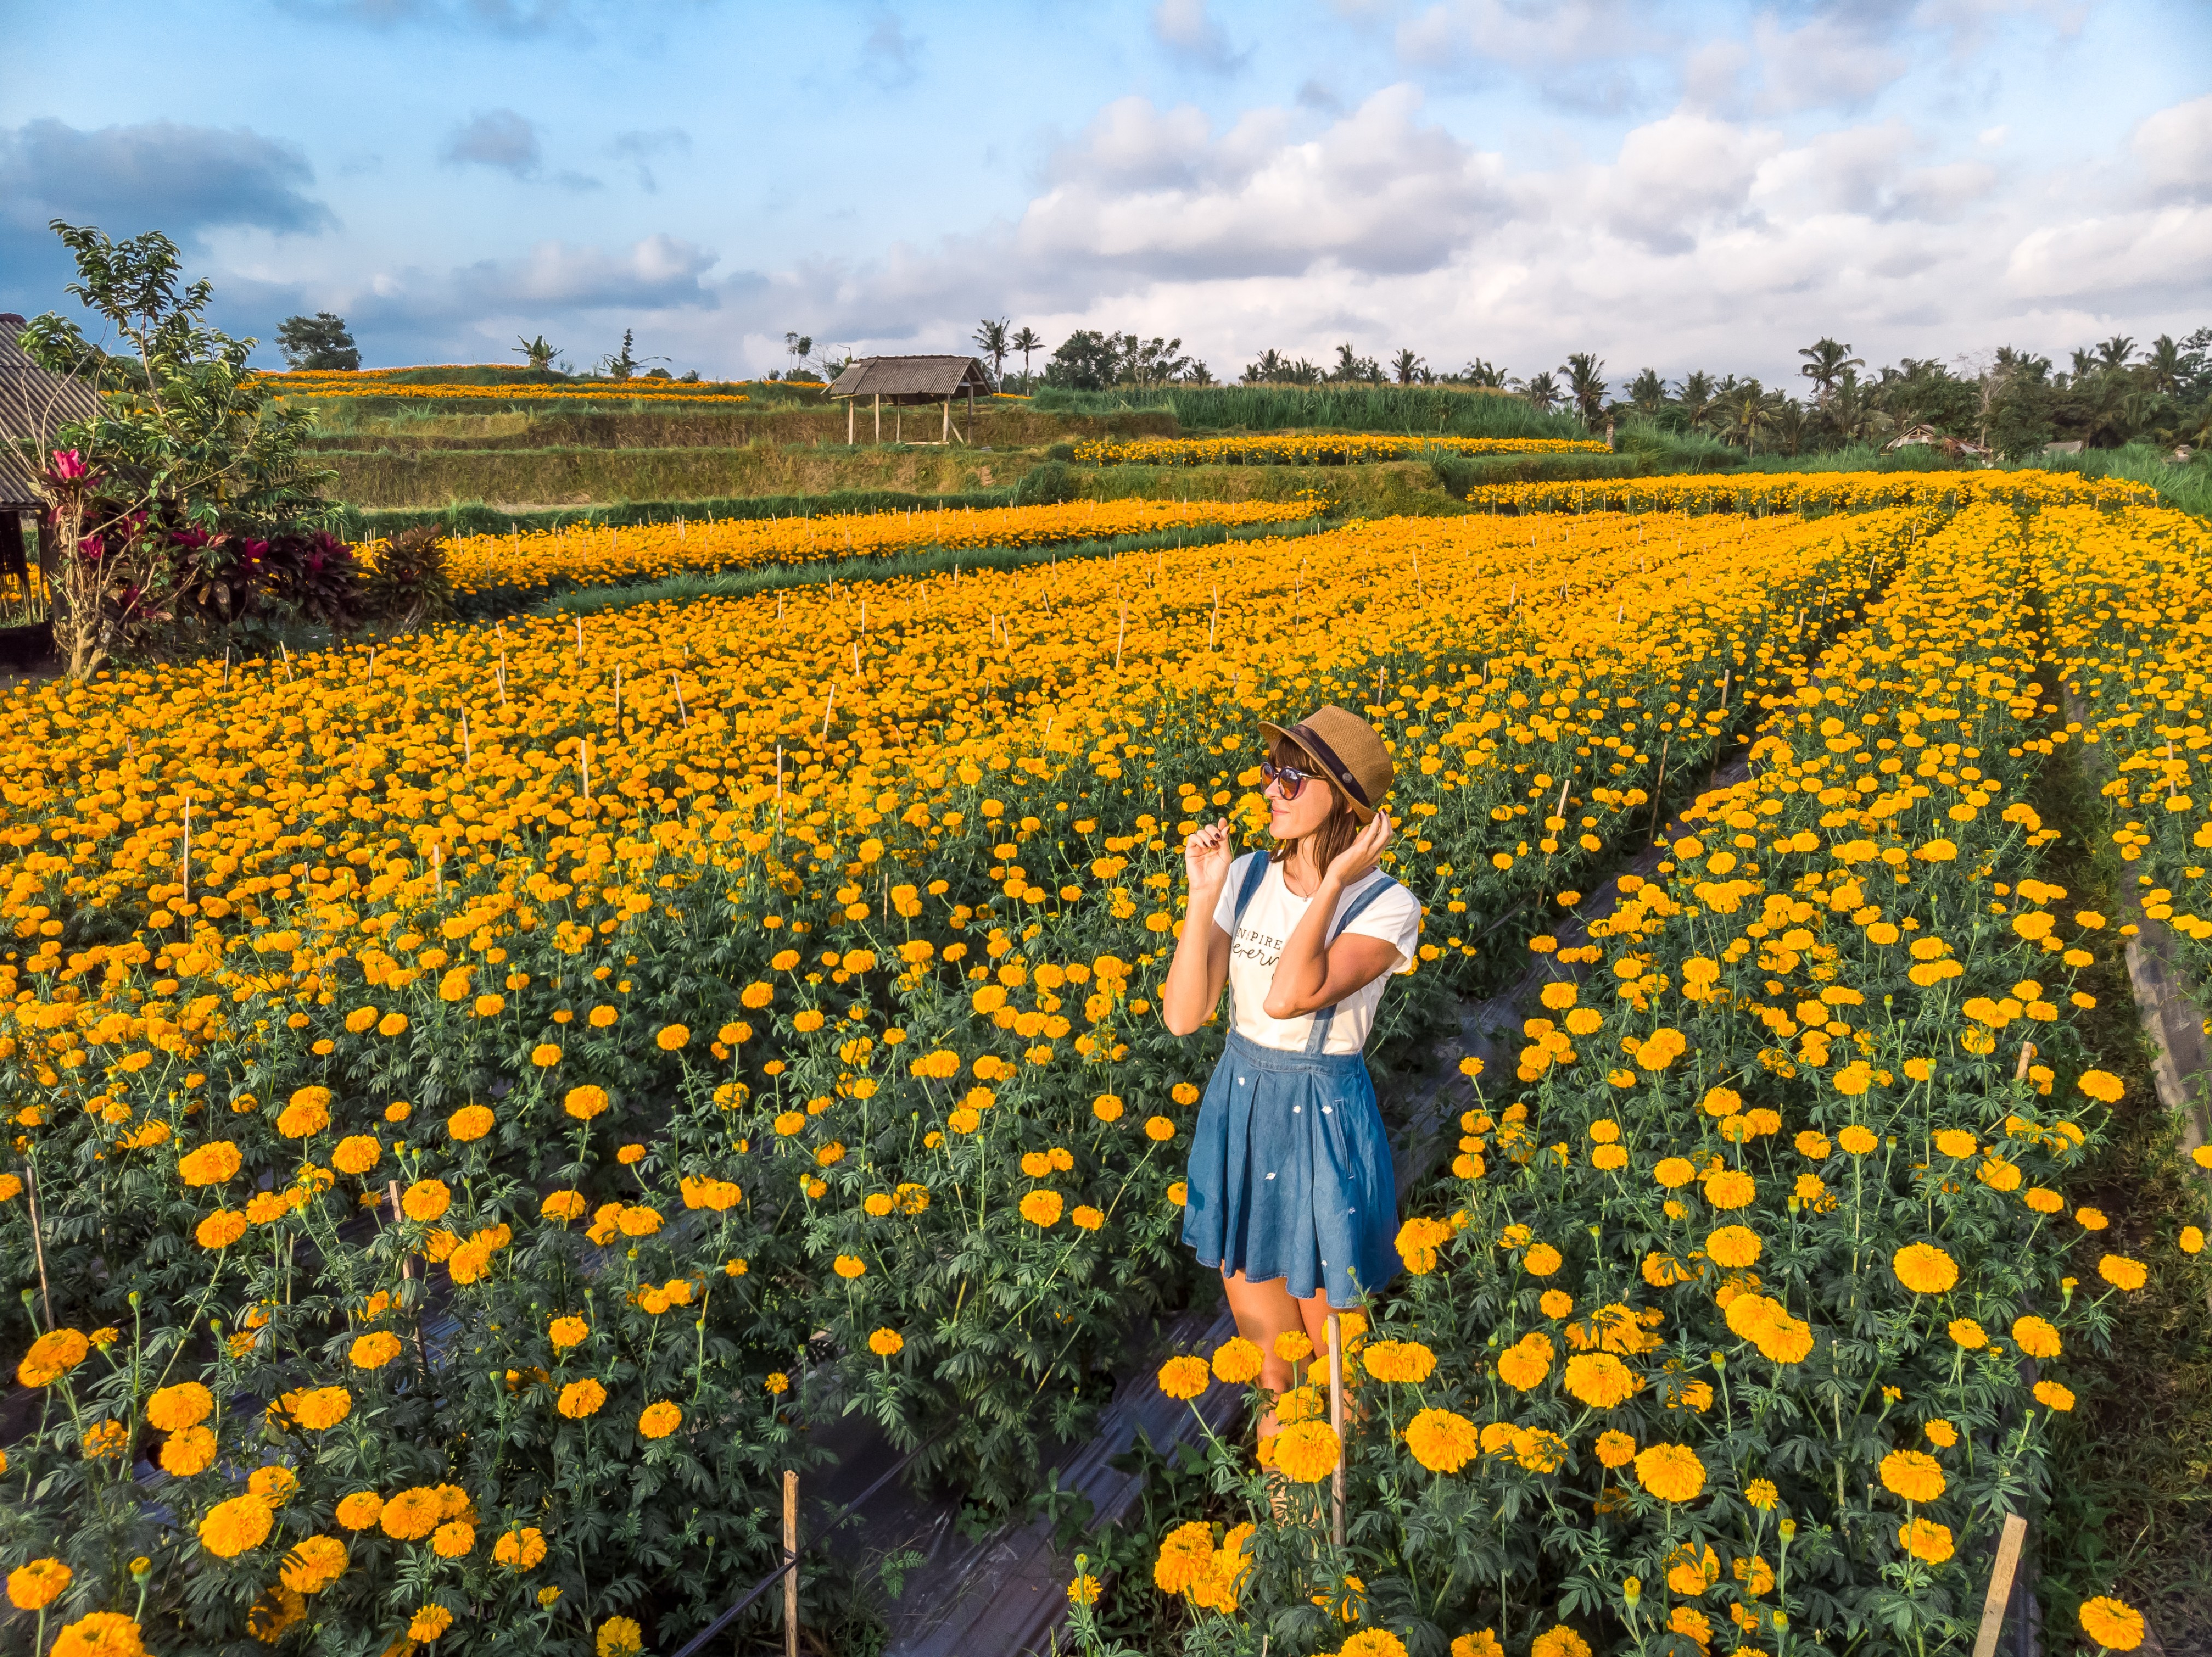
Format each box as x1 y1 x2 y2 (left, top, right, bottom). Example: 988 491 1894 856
1261 812 1398 1020
1162 818 1236 1036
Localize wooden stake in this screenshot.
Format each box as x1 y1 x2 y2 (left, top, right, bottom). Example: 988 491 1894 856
180 792 191 906
2015 1042 2036 1082
783 1470 800 1657
1326 1312 1347 1549
1970 1513 2028 1657
23 1160 53 1330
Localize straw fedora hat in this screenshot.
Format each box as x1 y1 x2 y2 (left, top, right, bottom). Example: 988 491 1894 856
1259 704 1395 823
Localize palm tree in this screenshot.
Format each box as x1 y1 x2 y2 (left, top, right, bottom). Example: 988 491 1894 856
972 319 1011 386
1720 378 1770 453
1678 370 1717 433
1828 368 1883 444
1242 348 1286 384
1562 352 1607 424
1460 359 1506 388
1625 368 1668 416
2146 334 2185 397
1391 348 1425 385
1797 338 1863 408
1770 396 1808 456
1519 369 1561 413
2096 334 2135 373
1009 326 1043 390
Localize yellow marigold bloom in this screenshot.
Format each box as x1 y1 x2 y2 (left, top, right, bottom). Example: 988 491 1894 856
1404 1407 1478 1473
409 1606 454 1642
550 1316 588 1350
1932 1128 1977 1158
432 1520 474 1559
380 1486 444 1541
638 1400 683 1439
869 1328 904 1356
563 1084 609 1120
2077 1206 2110 1230
280 1535 347 1595
1453 1633 1505 1657
1653 1156 1695 1188
448 1105 494 1143
2011 1315 2062 1359
49 1613 146 1657
1704 1169 1756 1209
1949 1317 1988 1348
557 1379 607 1418
532 1043 562 1067
1838 1125 1878 1155
1745 1477 1779 1509
2097 1254 2146 1291
401 1179 451 1223
1071 1204 1104 1230
1275 1330 1314 1362
1273 1420 1341 1483
332 1135 380 1176
378 1013 410 1038
493 1527 548 1570
1633 1442 1706 1503
8 1558 72 1610
1539 1289 1574 1318
1879 1448 1946 1503
178 1141 243 1187
1562 1352 1640 1409
616 1206 663 1237
1339 1634 1410 1657
2034 1379 2075 1411
542 1190 587 1223
195 1209 249 1249
2182 1226 2206 1255
1891 1242 1958 1295
1210 1337 1263 1384
199 1493 274 1558
764 1372 790 1395
1595 1429 1636 1467
1068 1572 1102 1607
1666 1542 1719 1596
349 1331 403 1370
657 1024 690 1050
1496 1331 1554 1391
596 1617 644 1657
1153 1521 1215 1594
1896 1518 1954 1563
1523 1241 1563 1276
1795 1130 1831 1158
160 1425 217 1476
1706 1225 1761 1268
1925 1418 1958 1448
287 1386 352 1431
1144 1115 1176 1142
1532 1625 1592 1657
1396 1215 1453 1273
148 1380 215 1432
1362 1340 1437 1384
1019 1190 1064 1227
2077 1069 2124 1103
336 1491 383 1531
1158 1354 1209 1400
275 1091 331 1138
2079 1596 2147 1652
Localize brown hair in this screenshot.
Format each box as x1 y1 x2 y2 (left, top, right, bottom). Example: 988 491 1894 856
1267 738 1363 876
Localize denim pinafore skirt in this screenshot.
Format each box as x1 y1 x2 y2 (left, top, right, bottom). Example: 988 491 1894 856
1179 856 1402 1307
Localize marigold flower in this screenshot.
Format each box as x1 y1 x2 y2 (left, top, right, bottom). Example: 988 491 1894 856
1019 1190 1064 1226
2077 1069 2124 1103
1158 1354 1210 1400
1704 1168 1756 1209
1453 1634 1505 1657
349 1330 403 1370
1745 1477 1779 1509
401 1179 451 1223
276 1534 348 1596
287 1386 352 1431
8 1558 72 1611
1403 1407 1478 1472
448 1104 494 1142
1925 1418 1958 1447
1595 1428 1636 1467
2079 1596 2147 1652
1532 1626 1592 1657
493 1527 548 1570
1273 1420 1341 1483
869 1328 904 1357
1896 1517 1954 1563
1891 1242 1958 1295
148 1380 215 1432
1361 1340 1437 1384
657 1024 690 1050
409 1606 454 1642
336 1491 383 1530
49 1613 145 1657
2097 1254 2146 1291
1633 1442 1706 1503
380 1486 444 1541
597 1616 643 1657
1706 1225 1761 1268
1653 1156 1695 1188
1523 1241 1563 1276
1563 1352 1640 1409
532 1043 562 1067
638 1400 683 1439
2034 1379 2075 1411
1497 1331 1554 1391
1879 1448 1945 1504
177 1141 242 1187
2011 1315 2062 1359
558 1379 607 1418
198 1493 274 1558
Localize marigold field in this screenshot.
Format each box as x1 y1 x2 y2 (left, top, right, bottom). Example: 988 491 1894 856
2 471 2207 1657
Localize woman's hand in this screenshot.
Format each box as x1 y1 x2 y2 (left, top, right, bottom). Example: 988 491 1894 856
1323 810 1392 890
1184 817 1235 894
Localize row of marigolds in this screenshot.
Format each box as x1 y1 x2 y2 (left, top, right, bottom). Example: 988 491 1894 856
1115 502 2204 1657
0 502 2041 1654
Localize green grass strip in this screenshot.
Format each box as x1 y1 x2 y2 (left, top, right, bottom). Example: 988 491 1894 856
524 516 1329 619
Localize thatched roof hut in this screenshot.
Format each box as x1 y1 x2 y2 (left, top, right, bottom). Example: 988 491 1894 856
826 355 993 444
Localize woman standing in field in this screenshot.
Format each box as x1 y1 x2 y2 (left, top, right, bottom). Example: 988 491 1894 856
1160 704 1422 1437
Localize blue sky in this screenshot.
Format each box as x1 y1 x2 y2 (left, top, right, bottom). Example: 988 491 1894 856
4 0 2208 389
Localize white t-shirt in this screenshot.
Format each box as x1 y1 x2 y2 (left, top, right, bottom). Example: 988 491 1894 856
1209 854 1423 1055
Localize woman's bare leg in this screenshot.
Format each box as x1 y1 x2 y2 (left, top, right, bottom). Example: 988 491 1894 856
1221 1270 1311 1437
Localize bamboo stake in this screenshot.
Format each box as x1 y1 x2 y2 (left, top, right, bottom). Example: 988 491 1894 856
23 1160 54 1329
1970 1513 2028 1657
1326 1312 1347 1549
180 792 191 906
783 1470 800 1657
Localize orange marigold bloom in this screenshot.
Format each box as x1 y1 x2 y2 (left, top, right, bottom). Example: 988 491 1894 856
1891 1242 1958 1295
2079 1597 2146 1652
1632 1442 1706 1503
1879 1449 1946 1504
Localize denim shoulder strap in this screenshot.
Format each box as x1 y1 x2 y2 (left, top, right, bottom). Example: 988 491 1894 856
1223 853 1270 1027
1302 875 1405 1055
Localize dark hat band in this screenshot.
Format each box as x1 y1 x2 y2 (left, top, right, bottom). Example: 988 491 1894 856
1290 722 1372 809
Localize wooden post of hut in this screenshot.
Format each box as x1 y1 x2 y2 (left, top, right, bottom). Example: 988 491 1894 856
826 355 993 448
0 313 104 669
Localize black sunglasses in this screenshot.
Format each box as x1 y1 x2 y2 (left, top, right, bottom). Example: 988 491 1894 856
1258 758 1319 800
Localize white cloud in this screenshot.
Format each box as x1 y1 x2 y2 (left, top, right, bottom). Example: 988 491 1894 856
1152 0 1246 71
2134 93 2212 200
1396 0 1667 70
1748 10 1911 113
2006 206 2212 305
